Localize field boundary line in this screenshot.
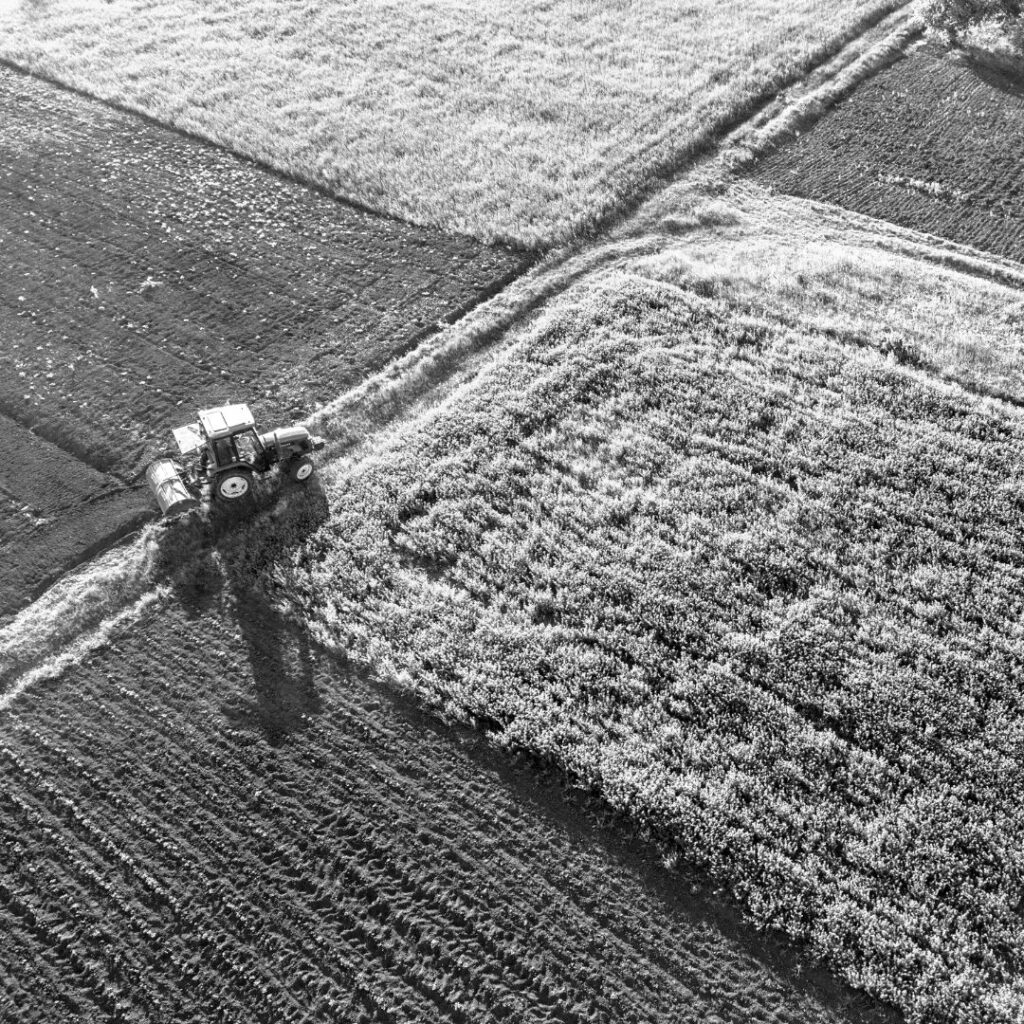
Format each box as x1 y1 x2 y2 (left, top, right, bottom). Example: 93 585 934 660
726 179 1024 294
0 585 166 713
587 2 918 246
0 55 428 235
719 12 924 171
304 235 664 462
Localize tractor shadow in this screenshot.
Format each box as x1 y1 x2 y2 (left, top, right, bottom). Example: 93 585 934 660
152 474 330 746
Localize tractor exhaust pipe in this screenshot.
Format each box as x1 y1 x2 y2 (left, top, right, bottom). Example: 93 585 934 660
146 459 199 517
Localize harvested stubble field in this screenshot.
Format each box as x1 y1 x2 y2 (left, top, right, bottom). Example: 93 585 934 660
256 186 1024 1024
0 63 527 620
0 0 906 247
750 43 1024 264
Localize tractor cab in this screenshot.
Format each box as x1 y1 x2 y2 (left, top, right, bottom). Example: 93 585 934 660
197 405 269 472
173 404 271 476
150 402 325 512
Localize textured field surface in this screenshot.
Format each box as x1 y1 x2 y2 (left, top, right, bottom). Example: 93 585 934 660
0 0 905 246
0 574 894 1024
750 45 1024 263
0 63 526 618
0 413 150 616
258 187 1024 1024
628 181 1024 406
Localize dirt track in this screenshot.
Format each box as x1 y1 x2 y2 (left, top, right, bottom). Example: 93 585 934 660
750 46 1024 263
0 62 528 620
0 513 899 1024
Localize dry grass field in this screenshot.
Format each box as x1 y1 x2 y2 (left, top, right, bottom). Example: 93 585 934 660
0 0 904 247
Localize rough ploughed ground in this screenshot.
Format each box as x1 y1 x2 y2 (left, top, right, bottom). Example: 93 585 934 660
749 46 1024 264
0 63 529 621
0 412 150 614
0 526 899 1024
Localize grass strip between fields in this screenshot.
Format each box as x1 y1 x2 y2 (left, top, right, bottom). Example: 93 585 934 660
0 0 906 247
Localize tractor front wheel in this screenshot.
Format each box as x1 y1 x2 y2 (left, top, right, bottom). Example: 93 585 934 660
287 456 315 482
215 470 253 501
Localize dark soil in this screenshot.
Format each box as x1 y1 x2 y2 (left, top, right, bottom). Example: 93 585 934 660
0 412 150 614
0 63 529 620
749 46 1024 263
0 533 901 1024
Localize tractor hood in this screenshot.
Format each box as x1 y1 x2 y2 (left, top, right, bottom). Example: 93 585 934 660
259 425 326 455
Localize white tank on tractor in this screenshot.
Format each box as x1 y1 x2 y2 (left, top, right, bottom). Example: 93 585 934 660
146 403 325 516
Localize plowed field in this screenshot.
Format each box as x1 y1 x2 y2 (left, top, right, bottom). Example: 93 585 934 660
0 412 150 615
0 63 528 619
0 573 896 1024
750 45 1024 263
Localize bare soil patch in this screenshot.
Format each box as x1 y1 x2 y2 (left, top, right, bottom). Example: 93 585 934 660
0 412 150 616
748 46 1024 263
0 539 899 1024
0 63 528 619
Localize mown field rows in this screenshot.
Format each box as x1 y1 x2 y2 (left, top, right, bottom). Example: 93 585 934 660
253 197 1024 1023
0 583 889 1024
0 0 907 246
752 45 1024 265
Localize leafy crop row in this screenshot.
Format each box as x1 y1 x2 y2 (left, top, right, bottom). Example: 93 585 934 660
276 271 1024 1023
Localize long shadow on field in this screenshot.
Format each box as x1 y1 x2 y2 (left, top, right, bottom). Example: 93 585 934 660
152 476 330 745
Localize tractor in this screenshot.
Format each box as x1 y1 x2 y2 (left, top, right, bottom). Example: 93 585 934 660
146 403 325 516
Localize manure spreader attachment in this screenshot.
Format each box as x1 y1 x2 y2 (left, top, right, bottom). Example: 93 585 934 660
146 403 325 516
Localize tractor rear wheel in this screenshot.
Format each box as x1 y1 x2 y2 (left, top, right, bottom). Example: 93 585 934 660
215 470 253 501
288 456 315 482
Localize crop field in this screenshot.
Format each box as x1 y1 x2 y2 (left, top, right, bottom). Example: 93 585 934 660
0 580 897 1024
5 7 1024 1024
0 412 150 617
0 63 526 619
256 187 1024 1024
0 0 906 247
750 44 1024 264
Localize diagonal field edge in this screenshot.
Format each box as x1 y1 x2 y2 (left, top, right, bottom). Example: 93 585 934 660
0 55 441 243
0 3 916 254
0 8 999 712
